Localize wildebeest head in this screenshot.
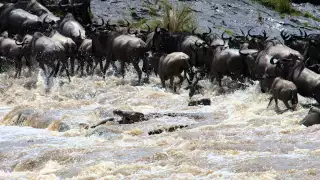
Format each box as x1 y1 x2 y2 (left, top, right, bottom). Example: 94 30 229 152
152 26 170 53
270 54 305 80
247 28 268 50
281 29 309 55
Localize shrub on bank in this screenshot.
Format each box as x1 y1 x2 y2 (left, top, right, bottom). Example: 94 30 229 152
129 0 198 32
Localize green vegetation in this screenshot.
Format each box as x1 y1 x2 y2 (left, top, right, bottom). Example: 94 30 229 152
216 26 233 35
252 0 320 23
125 0 198 32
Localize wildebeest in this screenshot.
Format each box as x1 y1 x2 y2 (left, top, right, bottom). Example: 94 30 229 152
22 32 70 82
210 36 251 88
300 107 320 127
0 34 23 77
13 0 52 16
53 13 86 46
281 29 320 66
267 77 298 112
77 38 94 76
148 52 191 91
152 27 213 71
86 26 148 82
271 56 320 104
41 0 92 25
0 7 50 36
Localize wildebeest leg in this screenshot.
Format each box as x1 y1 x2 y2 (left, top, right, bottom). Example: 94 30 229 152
120 61 126 79
39 63 47 77
284 101 291 110
274 97 281 112
70 56 75 76
161 76 166 89
267 97 274 108
102 58 111 79
133 61 142 83
53 61 61 77
169 77 174 89
178 74 184 85
60 61 71 82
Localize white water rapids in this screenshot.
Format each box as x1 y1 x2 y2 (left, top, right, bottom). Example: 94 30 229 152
0 67 319 179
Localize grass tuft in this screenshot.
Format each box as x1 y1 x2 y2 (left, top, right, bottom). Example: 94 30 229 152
130 0 198 32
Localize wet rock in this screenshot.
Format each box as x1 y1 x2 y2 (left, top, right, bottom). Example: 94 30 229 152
148 125 189 135
48 121 70 132
188 98 211 106
90 117 115 128
23 79 37 90
0 107 37 126
87 126 121 138
300 107 320 127
113 109 146 124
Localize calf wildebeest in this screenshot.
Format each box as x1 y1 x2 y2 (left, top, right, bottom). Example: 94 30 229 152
0 34 23 77
148 52 191 91
300 107 320 127
267 77 298 112
271 56 320 104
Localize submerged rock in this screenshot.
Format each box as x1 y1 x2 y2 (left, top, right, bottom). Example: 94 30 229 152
148 125 189 135
188 98 211 106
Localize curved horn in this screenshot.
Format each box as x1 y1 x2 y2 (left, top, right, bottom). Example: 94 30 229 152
280 30 290 41
15 40 24 46
263 30 267 38
240 29 245 36
195 40 202 48
222 31 231 40
59 1 69 9
202 27 212 37
125 19 130 27
42 14 49 24
192 27 197 35
146 24 151 33
248 27 255 38
304 30 308 38
299 29 303 37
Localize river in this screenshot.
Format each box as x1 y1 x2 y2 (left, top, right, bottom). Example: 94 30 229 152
1 0 320 179
0 64 319 179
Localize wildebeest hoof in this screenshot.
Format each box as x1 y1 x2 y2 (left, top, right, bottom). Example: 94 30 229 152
113 109 146 124
143 78 150 84
188 98 211 106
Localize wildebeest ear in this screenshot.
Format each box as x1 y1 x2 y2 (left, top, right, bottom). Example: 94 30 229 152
239 49 258 55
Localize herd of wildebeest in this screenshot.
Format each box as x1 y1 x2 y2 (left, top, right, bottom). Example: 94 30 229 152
0 0 320 126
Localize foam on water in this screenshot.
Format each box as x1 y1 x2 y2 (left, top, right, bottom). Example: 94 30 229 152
0 68 319 179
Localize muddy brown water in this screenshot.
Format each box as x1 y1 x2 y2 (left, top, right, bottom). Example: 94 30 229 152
0 0 320 179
